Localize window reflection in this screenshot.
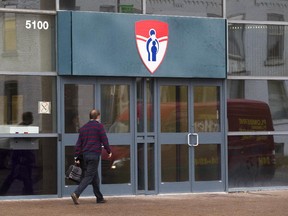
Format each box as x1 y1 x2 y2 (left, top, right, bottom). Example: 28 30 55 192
227 98 274 132
137 143 155 190
161 144 188 182
64 84 93 133
0 138 57 196
227 80 288 188
147 143 155 190
101 84 130 133
160 86 188 133
0 13 55 72
136 78 154 133
195 144 221 181
194 86 220 132
0 76 56 133
65 145 130 185
228 135 275 187
228 24 288 77
0 1 55 10
227 0 288 21
4 9 16 54
102 145 130 184
228 23 246 75
59 0 223 16
228 80 288 131
59 0 142 13
266 23 284 66
146 79 154 132
138 143 144 190
268 81 288 120
137 79 145 133
146 0 222 17
228 135 288 188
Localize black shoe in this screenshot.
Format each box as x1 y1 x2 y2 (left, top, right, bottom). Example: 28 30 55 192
97 198 106 204
71 193 79 205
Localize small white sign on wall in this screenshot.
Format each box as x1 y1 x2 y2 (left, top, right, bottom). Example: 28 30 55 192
38 101 51 114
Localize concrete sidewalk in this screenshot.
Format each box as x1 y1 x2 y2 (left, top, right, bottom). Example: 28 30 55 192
0 190 287 216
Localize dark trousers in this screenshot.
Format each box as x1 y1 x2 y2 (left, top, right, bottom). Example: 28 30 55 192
74 154 103 200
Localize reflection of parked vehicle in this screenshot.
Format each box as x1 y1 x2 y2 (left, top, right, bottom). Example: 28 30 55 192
101 145 130 184
227 99 275 186
102 99 275 185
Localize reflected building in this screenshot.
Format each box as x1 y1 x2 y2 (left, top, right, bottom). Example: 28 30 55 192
227 0 288 188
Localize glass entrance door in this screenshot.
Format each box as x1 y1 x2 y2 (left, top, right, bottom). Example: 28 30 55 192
61 77 134 196
60 77 225 196
136 78 156 194
158 79 225 193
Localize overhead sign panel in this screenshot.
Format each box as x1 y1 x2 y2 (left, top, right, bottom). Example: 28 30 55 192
57 11 226 78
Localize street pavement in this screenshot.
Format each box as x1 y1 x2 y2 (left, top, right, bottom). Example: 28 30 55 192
0 190 288 216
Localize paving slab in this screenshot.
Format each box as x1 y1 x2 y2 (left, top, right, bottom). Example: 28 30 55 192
0 190 288 216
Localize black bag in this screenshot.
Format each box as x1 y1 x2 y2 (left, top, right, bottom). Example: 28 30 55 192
65 164 82 183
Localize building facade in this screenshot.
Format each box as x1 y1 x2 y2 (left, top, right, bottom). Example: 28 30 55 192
0 0 288 199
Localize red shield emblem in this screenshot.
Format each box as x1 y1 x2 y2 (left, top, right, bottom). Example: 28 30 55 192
135 20 169 74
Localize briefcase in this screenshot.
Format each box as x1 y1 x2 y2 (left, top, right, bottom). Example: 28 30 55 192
65 164 82 183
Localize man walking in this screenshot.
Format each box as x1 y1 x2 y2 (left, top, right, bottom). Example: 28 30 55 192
71 109 112 205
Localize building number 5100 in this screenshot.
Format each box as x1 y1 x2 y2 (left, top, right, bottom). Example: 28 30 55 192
25 20 49 30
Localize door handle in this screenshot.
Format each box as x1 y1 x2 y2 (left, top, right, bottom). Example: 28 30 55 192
187 133 192 147
192 133 199 147
187 133 199 147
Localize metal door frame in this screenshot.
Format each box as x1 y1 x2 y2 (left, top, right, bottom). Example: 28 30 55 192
60 77 135 197
59 77 226 196
135 78 158 195
157 78 226 193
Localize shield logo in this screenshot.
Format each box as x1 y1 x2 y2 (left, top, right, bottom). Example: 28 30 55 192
135 20 169 74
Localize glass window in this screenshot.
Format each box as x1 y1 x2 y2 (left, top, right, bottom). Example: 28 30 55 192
0 75 57 133
101 84 130 133
102 145 130 184
227 0 288 21
65 145 130 185
194 86 220 132
146 79 154 132
0 137 57 196
146 0 223 17
138 143 145 190
266 24 284 66
227 80 288 132
228 24 246 75
137 78 154 133
228 24 288 77
160 85 188 133
147 143 155 190
59 0 142 13
0 1 55 10
228 135 288 188
195 144 221 181
268 81 288 120
137 79 145 133
137 143 155 190
64 84 93 133
0 13 55 72
3 9 16 54
227 80 244 99
161 144 188 182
